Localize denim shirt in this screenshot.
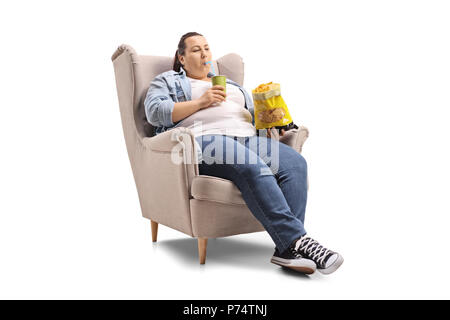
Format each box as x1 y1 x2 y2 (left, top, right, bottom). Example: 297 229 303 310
144 66 255 136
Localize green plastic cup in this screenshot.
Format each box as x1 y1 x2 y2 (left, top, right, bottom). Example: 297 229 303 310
212 75 227 94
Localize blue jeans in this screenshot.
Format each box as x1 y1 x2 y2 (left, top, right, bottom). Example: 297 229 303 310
195 134 308 253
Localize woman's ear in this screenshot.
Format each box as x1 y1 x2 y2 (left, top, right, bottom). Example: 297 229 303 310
178 54 184 65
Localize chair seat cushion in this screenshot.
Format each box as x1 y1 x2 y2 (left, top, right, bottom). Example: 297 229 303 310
191 175 246 205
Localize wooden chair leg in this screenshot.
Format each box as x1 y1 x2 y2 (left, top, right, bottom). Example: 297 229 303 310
151 220 158 242
198 238 208 264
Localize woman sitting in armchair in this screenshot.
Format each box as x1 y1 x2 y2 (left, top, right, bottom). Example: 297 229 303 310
144 31 343 275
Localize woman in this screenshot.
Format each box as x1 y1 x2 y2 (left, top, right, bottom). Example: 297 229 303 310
144 32 343 275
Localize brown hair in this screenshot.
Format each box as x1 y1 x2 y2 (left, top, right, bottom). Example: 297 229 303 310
172 32 204 72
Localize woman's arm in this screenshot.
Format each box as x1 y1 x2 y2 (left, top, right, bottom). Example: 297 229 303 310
171 100 202 123
172 85 226 122
144 75 176 127
145 74 225 126
144 75 203 126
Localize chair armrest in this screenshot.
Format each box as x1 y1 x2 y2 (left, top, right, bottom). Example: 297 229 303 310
142 127 199 202
136 127 199 235
142 127 197 154
142 127 198 174
279 126 309 154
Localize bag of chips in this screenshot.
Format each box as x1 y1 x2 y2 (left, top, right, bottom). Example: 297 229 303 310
252 82 293 130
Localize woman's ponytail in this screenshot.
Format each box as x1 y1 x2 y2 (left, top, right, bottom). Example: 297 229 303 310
172 49 183 72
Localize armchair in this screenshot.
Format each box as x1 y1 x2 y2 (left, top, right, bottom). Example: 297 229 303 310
111 44 309 264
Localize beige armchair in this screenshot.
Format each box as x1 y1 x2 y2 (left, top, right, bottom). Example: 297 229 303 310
111 44 309 264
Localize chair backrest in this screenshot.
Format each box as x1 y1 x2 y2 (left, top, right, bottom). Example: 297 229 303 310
111 45 244 215
111 44 247 230
111 44 245 144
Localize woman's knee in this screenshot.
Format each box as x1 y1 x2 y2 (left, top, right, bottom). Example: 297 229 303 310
278 144 307 171
289 154 307 177
296 153 307 171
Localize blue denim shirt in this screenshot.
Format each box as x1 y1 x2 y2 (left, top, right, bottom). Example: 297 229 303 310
144 66 255 135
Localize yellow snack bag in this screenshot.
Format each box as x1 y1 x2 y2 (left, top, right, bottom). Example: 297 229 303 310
252 82 293 130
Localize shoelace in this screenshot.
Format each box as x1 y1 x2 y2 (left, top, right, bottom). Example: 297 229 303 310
295 236 331 266
289 246 304 259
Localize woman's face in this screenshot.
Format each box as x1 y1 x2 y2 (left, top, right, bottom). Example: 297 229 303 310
178 36 212 79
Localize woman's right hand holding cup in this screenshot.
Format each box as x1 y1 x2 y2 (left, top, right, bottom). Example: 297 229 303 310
197 85 227 109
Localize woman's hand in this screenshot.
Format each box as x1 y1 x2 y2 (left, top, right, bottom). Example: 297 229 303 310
266 128 286 138
197 85 227 109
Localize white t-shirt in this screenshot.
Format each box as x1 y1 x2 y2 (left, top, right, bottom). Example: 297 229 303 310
177 77 256 138
177 77 256 163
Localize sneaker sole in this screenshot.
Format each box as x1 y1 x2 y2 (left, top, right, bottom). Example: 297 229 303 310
318 254 344 275
270 257 316 274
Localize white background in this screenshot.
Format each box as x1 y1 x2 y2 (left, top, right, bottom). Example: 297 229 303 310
1 0 449 299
